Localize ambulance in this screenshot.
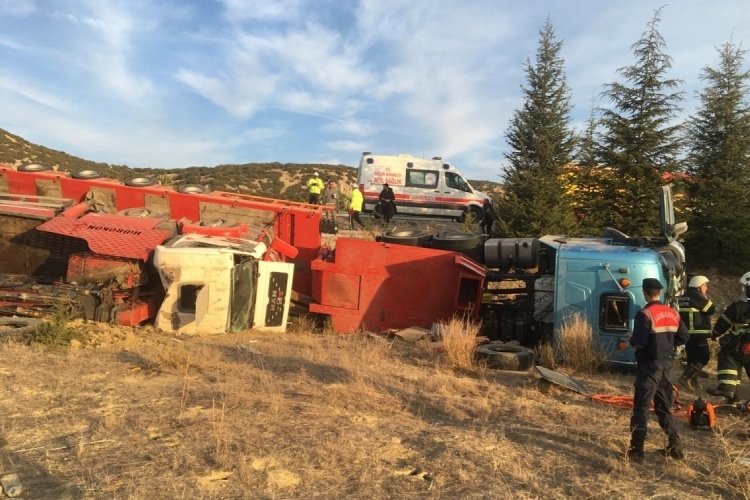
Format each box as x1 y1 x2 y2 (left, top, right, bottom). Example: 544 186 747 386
356 152 490 221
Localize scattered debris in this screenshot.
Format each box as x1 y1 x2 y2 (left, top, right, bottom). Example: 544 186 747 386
393 326 431 343
0 474 22 498
535 366 589 395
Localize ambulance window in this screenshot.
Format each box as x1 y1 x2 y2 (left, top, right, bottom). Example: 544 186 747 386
445 172 472 193
406 169 439 189
599 293 630 332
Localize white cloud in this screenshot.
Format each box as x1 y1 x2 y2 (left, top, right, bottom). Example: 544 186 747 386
0 0 36 16
221 0 302 22
326 140 367 152
0 75 71 112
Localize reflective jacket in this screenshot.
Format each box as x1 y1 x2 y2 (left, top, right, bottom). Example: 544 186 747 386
713 301 750 351
350 188 363 211
678 288 715 337
307 177 324 194
630 301 689 362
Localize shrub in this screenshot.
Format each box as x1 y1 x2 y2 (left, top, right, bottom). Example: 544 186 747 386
438 315 480 370
556 314 606 373
33 307 87 346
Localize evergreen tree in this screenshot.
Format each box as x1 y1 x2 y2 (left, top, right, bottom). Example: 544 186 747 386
685 41 750 270
571 110 610 234
497 19 577 237
597 9 684 236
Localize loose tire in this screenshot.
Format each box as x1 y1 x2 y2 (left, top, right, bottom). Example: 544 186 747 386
380 230 433 247
72 169 103 179
125 177 157 187
474 342 534 371
176 184 207 195
0 317 43 341
18 163 52 172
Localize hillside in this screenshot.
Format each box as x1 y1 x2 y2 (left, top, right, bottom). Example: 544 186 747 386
0 128 502 202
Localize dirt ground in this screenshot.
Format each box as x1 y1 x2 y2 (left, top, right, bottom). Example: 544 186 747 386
1 221 750 499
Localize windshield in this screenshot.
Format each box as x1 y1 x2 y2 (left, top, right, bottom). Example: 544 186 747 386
445 172 472 193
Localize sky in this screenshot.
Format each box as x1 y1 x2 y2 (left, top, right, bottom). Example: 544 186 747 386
1 1 750 182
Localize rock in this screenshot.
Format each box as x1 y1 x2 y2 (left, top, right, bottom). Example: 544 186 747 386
0 474 22 497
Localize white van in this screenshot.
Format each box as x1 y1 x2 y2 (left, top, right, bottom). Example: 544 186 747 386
357 152 490 221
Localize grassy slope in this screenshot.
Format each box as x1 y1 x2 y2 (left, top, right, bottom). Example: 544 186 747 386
1 323 748 498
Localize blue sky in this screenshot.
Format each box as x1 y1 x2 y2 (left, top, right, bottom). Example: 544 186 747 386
1 1 749 181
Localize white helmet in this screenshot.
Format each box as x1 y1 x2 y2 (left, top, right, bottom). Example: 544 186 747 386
741 272 750 286
689 275 709 288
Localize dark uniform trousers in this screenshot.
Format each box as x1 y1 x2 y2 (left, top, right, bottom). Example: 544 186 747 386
631 359 679 446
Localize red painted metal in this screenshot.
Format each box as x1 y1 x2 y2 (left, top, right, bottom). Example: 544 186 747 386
310 238 485 333
115 300 159 326
36 214 175 261
179 220 250 237
0 166 322 295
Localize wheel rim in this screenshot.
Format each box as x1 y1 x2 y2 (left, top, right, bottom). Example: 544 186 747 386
19 163 51 172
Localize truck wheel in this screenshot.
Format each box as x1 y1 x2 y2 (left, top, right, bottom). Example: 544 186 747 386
474 342 534 371
176 184 208 194
197 218 237 227
0 317 44 341
72 169 103 179
18 163 52 172
125 177 157 187
117 207 162 217
380 230 433 247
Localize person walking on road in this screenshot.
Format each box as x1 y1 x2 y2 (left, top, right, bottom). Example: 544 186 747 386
321 180 338 221
627 278 689 462
307 171 324 205
349 183 364 230
677 275 715 391
707 271 750 402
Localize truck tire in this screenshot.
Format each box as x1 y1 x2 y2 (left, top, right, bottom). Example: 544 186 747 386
125 177 158 187
380 230 433 247
429 232 484 262
176 184 208 195
0 317 43 341
18 163 52 172
72 169 103 179
197 218 237 227
474 342 534 371
116 207 167 218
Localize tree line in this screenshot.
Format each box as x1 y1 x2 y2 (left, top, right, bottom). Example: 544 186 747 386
497 9 750 273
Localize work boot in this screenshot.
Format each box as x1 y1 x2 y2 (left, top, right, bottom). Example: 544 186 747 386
707 385 736 403
678 375 696 391
626 441 645 463
663 435 685 460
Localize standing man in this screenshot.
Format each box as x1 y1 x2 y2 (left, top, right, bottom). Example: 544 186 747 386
627 278 689 462
321 180 338 221
677 275 715 390
378 183 396 224
707 271 750 402
480 199 496 236
349 182 364 230
307 171 324 205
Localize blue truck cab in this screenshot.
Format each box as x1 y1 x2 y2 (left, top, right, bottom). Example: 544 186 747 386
482 186 687 364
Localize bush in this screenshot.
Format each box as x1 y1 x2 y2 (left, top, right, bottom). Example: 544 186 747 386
437 315 480 370
556 314 606 373
33 307 87 346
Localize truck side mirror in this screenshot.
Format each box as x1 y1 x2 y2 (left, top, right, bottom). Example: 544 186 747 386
672 221 687 238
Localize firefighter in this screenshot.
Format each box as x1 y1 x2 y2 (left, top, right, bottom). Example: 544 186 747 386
627 278 689 462
677 275 715 390
707 272 750 402
306 171 324 205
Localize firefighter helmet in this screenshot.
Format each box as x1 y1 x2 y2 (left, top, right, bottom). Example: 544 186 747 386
689 275 709 288
741 272 750 286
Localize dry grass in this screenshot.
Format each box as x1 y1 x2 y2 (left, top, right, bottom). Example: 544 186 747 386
0 322 749 498
556 313 608 373
437 315 480 370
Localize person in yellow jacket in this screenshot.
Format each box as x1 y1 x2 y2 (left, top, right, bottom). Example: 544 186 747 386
349 183 364 230
307 171 324 204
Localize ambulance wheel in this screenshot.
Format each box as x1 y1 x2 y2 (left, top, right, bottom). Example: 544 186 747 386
18 163 52 172
0 317 44 340
380 230 433 247
474 342 534 371
125 176 158 187
72 169 104 179
177 184 208 194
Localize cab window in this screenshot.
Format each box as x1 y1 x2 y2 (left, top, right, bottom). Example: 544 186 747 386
406 169 439 189
445 172 472 193
599 293 630 332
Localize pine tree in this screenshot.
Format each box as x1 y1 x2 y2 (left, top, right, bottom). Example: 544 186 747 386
597 9 684 237
685 41 750 270
497 19 577 237
571 111 610 234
